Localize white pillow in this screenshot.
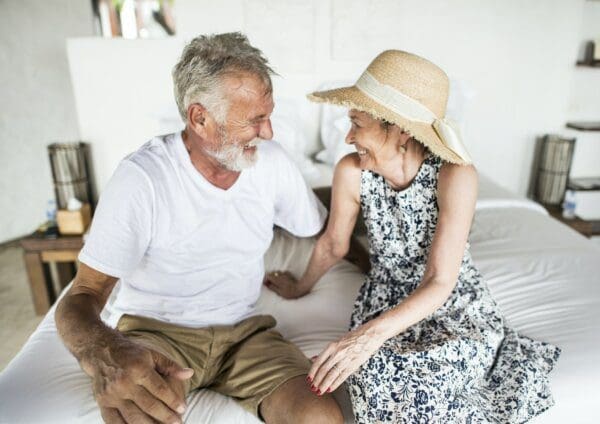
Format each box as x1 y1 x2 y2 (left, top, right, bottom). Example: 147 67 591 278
315 81 355 166
270 98 321 182
446 78 476 140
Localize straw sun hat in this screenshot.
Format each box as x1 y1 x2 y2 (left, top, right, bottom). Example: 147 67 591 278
308 50 472 165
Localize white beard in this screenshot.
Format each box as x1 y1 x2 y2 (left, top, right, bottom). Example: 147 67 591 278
206 129 261 171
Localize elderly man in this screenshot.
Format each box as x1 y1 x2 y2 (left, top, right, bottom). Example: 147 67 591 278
55 33 343 424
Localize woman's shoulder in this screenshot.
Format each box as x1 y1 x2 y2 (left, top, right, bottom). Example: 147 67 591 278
333 153 362 201
336 152 362 172
438 161 478 197
334 153 363 183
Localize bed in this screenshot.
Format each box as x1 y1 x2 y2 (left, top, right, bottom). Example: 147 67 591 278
1 167 599 423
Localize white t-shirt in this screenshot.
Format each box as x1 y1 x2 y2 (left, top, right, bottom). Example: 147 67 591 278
79 132 327 328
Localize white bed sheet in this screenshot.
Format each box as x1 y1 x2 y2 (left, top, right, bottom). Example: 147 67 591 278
1 171 599 423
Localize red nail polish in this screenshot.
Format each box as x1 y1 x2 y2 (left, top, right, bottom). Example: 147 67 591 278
317 389 321 395
307 376 312 382
326 388 332 393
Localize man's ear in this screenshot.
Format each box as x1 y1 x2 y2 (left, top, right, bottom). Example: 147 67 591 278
187 103 208 136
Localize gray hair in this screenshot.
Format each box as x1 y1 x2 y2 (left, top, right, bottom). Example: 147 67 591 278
172 32 275 124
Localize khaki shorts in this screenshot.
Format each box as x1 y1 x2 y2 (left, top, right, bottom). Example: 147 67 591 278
117 314 310 416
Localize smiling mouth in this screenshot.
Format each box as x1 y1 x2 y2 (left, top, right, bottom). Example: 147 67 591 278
356 145 368 156
243 141 259 151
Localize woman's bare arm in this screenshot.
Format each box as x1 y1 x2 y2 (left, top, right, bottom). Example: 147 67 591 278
265 153 363 298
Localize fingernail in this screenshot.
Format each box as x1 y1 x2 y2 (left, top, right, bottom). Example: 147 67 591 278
306 376 312 382
326 388 332 393
316 389 321 395
177 404 186 413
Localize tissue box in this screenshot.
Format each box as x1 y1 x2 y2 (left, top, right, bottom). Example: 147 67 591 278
57 203 91 235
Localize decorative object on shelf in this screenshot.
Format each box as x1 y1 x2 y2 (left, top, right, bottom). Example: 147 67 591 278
531 134 576 205
566 121 600 131
92 0 176 39
47 142 94 211
577 41 600 66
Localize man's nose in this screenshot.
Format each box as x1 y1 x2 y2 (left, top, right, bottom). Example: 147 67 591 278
259 119 273 140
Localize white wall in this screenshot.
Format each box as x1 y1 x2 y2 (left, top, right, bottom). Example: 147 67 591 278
67 0 594 199
0 1 94 243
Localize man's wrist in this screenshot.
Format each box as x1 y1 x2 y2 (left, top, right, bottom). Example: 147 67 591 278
77 328 126 375
296 277 314 296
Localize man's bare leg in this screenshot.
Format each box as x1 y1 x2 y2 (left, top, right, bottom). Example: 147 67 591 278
260 375 344 424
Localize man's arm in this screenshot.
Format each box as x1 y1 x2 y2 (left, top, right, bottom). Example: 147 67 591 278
55 264 192 424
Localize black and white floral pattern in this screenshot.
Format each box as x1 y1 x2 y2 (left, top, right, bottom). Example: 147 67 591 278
348 154 561 423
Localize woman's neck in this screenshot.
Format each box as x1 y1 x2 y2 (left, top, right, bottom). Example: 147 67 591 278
375 139 426 191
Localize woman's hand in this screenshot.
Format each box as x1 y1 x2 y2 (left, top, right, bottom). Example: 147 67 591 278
307 323 386 395
264 271 310 299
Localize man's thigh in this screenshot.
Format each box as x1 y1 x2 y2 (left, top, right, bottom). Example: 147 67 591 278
210 315 312 417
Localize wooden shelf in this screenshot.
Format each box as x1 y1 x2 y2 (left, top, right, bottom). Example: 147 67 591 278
566 121 600 131
576 60 600 67
545 204 600 238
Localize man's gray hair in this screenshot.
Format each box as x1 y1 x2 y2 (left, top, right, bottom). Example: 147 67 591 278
172 32 275 124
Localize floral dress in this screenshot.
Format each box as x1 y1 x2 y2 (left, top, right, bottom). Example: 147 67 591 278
348 153 561 423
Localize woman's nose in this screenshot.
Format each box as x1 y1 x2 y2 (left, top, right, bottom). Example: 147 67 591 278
345 131 354 145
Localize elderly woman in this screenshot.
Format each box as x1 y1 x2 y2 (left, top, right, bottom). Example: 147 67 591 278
265 50 560 423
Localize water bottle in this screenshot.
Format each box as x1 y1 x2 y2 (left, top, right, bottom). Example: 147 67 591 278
46 199 57 224
562 190 576 219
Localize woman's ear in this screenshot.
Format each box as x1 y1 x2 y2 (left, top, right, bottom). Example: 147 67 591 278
385 123 407 140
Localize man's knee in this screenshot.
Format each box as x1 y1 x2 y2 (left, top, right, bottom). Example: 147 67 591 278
296 395 344 424
261 376 343 424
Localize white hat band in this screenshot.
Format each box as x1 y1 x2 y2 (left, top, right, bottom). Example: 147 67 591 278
355 71 472 163
356 71 436 123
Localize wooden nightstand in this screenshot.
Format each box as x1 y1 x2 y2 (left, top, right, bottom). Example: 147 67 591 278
545 205 600 238
20 232 84 315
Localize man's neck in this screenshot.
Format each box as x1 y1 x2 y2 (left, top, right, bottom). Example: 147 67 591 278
181 130 241 190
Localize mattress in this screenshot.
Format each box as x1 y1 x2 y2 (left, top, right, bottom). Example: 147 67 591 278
1 172 599 423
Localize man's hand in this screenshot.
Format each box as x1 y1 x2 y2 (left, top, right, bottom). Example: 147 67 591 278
264 271 310 299
82 338 194 424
